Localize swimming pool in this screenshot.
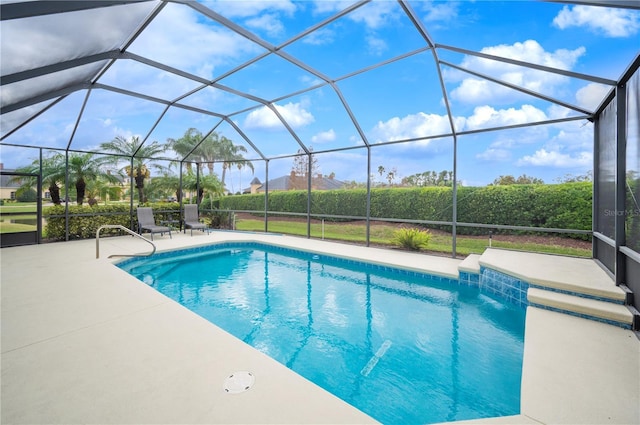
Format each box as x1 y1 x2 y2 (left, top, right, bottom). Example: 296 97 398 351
118 242 526 424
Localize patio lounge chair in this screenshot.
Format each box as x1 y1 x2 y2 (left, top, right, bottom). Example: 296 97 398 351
184 204 207 235
136 207 172 240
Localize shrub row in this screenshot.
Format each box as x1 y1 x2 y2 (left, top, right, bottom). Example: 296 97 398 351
219 182 593 238
456 183 592 234
44 203 181 240
43 183 593 240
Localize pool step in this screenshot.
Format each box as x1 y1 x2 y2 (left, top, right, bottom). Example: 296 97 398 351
457 250 638 329
527 287 634 329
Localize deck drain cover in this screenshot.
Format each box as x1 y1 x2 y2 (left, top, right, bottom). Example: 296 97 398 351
223 371 255 394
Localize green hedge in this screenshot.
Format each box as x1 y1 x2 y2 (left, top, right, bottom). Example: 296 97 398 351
371 187 453 221
43 183 593 241
44 203 181 240
220 182 592 237
456 183 592 236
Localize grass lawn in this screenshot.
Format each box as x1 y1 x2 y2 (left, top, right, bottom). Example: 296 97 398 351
0 222 36 233
236 217 591 257
0 203 37 213
0 203 38 234
0 204 591 257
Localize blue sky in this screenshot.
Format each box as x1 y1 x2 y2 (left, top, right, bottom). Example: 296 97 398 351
1 0 639 190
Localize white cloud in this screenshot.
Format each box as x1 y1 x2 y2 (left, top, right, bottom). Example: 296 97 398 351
517 149 592 167
449 40 585 104
474 122 551 163
464 105 548 130
476 148 511 162
547 104 573 120
547 121 593 152
244 13 285 37
311 1 354 15
450 78 496 105
276 102 315 127
349 134 364 145
553 5 640 38
302 27 336 46
371 106 548 144
366 35 388 56
112 127 137 141
244 102 314 129
99 60 201 101
312 129 336 144
299 74 324 87
371 112 457 142
128 4 260 78
312 0 399 30
474 115 593 169
575 83 612 110
344 1 399 30
421 1 459 23
308 0 398 64
477 40 585 70
202 0 297 18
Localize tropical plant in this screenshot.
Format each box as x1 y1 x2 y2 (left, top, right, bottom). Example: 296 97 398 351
14 154 66 205
85 177 124 206
218 135 254 189
180 170 224 207
66 153 121 205
167 128 203 174
200 174 224 209
168 128 254 191
100 136 167 204
168 128 220 175
151 174 182 202
180 171 199 202
391 228 432 251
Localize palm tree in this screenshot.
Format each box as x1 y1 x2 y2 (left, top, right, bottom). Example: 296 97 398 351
200 174 224 209
180 130 225 175
218 135 254 189
100 136 167 203
198 133 221 176
153 173 182 202
66 153 121 205
180 171 198 203
167 128 220 175
11 167 40 202
179 170 223 206
167 128 203 174
169 129 253 180
86 177 124 205
14 153 66 205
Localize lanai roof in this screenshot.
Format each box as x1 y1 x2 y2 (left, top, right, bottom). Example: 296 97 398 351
1 0 639 185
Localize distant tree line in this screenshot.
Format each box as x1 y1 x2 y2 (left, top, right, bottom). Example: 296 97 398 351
402 170 455 187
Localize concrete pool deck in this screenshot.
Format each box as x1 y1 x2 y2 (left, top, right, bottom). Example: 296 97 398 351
1 231 639 424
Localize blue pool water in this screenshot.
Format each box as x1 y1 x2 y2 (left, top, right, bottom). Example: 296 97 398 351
118 242 526 424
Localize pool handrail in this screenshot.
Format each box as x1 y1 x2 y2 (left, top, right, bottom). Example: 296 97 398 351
96 224 156 259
